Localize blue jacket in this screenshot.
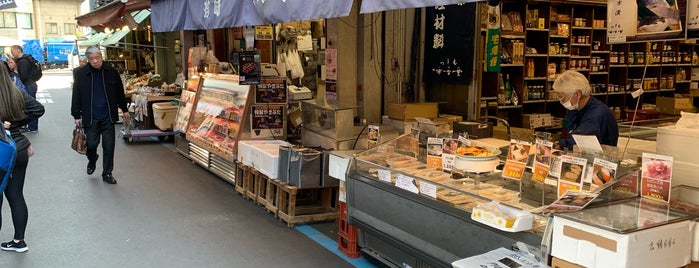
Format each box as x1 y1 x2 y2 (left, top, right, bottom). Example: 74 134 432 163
561 97 619 150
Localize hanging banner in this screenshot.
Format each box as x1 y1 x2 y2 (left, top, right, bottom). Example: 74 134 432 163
0 0 16 11
485 4 501 72
607 0 687 43
424 4 475 84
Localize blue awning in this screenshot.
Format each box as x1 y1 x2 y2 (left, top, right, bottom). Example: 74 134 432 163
360 0 485 14
151 0 353 32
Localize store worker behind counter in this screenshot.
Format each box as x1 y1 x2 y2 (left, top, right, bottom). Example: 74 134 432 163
552 70 618 150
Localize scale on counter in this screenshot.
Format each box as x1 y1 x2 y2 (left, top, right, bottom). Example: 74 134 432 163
288 85 313 100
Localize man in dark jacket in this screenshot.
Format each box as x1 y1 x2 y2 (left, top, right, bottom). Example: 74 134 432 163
10 45 39 132
71 46 130 184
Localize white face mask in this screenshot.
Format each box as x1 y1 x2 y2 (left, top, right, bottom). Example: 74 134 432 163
561 94 578 110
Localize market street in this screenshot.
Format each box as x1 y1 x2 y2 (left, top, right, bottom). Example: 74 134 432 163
0 70 362 267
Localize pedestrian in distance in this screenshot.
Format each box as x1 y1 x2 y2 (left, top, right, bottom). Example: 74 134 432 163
5 57 26 93
10 45 40 133
71 46 130 184
78 56 88 68
0 59 45 253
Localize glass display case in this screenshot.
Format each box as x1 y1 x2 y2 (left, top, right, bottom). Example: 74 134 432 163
186 75 252 161
352 133 549 234
301 99 362 140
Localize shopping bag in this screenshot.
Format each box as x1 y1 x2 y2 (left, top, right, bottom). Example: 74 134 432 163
71 126 87 155
0 123 16 192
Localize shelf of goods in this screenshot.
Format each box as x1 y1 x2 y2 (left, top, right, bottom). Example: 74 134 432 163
480 1 699 128
184 75 252 184
344 133 699 267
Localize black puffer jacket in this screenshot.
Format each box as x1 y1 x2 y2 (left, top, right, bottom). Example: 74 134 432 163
7 90 45 151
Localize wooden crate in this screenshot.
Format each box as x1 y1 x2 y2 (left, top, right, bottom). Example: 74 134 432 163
245 169 259 202
276 182 339 227
264 179 282 217
255 173 270 206
234 162 249 197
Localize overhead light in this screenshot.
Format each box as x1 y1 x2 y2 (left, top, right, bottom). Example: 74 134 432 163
104 27 112 34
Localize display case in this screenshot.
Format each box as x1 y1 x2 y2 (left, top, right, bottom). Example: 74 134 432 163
186 75 252 161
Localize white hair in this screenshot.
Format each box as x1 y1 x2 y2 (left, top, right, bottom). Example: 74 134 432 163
552 70 591 96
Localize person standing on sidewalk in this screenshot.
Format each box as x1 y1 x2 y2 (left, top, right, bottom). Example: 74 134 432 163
71 46 130 184
0 61 45 252
10 45 39 132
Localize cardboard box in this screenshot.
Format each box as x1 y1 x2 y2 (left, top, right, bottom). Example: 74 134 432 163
550 257 583 268
385 118 418 134
439 114 463 126
415 117 451 135
453 121 493 139
551 216 692 268
656 96 695 115
522 113 554 129
387 103 439 120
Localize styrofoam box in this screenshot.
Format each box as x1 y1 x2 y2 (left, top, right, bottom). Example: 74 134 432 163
248 148 282 179
237 140 289 167
657 126 699 165
551 216 692 268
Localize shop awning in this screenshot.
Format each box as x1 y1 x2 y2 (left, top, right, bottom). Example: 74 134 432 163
76 0 150 31
81 32 109 46
100 10 151 46
151 0 353 32
360 0 485 14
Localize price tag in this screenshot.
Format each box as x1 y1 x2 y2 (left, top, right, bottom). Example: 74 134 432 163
395 174 419 194
458 135 471 147
442 154 455 172
420 181 437 199
378 169 392 183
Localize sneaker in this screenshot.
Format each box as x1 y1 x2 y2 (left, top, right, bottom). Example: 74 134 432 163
1 240 28 252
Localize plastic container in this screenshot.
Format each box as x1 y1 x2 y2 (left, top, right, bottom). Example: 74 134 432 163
152 102 179 131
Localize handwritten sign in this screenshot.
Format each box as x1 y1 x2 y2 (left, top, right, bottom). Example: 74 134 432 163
378 169 392 183
395 174 419 194
420 181 437 199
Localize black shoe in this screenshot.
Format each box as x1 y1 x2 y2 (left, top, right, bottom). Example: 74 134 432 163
102 174 117 184
87 154 99 175
1 240 28 252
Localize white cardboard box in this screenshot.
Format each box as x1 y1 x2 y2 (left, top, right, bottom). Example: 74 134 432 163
237 140 289 167
551 216 692 268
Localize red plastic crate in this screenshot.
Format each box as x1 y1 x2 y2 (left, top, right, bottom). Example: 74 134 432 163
338 217 358 239
338 234 361 258
338 201 348 220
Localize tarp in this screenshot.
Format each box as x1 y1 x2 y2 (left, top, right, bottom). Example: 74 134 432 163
184 0 265 30
150 0 186 32
360 0 485 14
151 0 353 32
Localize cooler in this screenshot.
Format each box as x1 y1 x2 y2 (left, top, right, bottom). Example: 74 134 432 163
152 102 178 131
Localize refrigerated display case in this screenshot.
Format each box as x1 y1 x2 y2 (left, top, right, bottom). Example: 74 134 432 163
183 75 252 183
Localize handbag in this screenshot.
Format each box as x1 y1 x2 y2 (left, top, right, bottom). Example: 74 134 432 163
71 126 87 155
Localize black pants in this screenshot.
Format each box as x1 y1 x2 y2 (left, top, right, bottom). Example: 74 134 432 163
0 147 29 240
85 119 116 176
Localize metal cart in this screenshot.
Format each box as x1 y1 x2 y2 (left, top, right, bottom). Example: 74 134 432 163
120 117 175 143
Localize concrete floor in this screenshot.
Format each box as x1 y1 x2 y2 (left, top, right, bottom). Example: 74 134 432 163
0 70 359 267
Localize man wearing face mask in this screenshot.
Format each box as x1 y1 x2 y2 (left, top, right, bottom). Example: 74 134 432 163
552 70 618 150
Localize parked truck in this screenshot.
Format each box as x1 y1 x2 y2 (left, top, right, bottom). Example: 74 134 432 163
44 42 77 69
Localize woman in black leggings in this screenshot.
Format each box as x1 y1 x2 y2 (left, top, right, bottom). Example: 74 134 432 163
0 60 44 252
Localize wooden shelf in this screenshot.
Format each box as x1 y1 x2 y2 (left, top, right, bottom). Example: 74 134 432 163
527 28 549 32
524 77 548 81
523 100 547 104
572 26 592 30
591 50 610 54
551 35 570 38
527 54 548 57
501 64 525 67
571 43 591 46
497 105 522 109
590 72 609 75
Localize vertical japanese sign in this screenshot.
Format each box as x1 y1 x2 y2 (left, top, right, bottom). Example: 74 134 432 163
424 3 475 84
485 4 501 72
641 153 673 202
325 49 338 106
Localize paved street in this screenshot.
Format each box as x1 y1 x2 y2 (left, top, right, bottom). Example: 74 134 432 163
0 70 357 267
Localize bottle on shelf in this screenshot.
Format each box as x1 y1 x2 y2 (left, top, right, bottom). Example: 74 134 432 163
504 74 513 105
498 73 507 105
